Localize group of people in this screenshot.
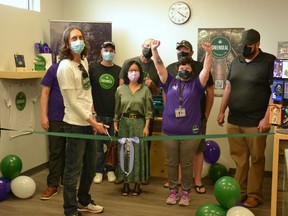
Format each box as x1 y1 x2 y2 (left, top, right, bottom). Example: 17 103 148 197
39 26 275 216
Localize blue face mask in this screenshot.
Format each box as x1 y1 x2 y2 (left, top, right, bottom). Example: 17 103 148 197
70 40 85 54
102 52 115 62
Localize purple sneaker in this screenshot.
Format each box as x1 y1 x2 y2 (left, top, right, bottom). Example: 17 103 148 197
179 191 190 206
166 189 180 205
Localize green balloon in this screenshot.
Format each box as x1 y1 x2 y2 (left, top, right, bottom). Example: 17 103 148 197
214 176 241 209
0 155 22 180
209 163 228 183
196 203 227 216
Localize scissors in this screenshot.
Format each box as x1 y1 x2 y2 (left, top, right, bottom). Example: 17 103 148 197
101 121 112 140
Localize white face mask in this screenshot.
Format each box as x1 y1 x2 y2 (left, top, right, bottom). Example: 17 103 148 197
70 40 85 54
127 71 140 82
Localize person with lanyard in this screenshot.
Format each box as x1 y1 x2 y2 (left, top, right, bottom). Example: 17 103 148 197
57 26 108 216
150 39 212 206
89 41 121 184
118 38 161 184
163 40 214 194
114 60 153 196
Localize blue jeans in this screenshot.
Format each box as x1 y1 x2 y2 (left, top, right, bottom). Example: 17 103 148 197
95 115 114 173
63 124 96 216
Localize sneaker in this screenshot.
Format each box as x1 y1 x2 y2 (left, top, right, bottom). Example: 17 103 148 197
179 191 190 206
93 173 103 184
78 201 104 213
166 189 180 205
40 187 58 200
107 171 116 183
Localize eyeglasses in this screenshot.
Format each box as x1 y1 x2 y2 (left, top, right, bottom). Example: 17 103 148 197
78 63 89 79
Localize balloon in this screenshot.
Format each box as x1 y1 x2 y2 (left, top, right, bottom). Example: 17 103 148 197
217 157 230 171
201 161 211 178
214 176 241 209
0 154 22 180
209 163 228 183
11 176 36 199
0 178 11 201
227 206 255 216
194 160 211 178
196 203 227 216
204 140 220 164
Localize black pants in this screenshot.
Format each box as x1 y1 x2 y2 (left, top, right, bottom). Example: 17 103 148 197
47 121 66 187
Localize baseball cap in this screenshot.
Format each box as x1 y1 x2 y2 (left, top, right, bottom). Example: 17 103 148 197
241 29 260 45
101 41 115 50
176 40 193 50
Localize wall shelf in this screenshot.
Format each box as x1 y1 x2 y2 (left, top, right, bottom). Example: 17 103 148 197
0 71 46 79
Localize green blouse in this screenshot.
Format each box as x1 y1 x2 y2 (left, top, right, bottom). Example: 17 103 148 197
114 84 153 122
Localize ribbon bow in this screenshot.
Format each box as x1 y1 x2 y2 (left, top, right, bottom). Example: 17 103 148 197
118 137 139 176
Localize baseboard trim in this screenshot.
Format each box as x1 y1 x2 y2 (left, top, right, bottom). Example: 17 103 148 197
22 162 48 176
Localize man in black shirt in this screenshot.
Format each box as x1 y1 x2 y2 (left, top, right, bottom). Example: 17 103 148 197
218 29 276 208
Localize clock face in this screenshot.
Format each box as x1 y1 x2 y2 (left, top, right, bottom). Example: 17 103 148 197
169 2 191 24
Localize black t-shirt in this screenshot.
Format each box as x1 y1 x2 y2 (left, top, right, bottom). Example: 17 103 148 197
166 60 214 118
89 62 121 117
227 50 276 126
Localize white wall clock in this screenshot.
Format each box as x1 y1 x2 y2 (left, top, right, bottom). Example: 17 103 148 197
168 2 191 25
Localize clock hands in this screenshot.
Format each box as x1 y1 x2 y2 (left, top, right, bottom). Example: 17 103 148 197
178 11 187 18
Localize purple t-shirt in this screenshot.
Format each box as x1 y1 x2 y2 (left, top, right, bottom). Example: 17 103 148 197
40 63 65 121
161 73 204 135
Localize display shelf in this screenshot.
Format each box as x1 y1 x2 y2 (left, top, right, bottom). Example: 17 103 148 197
0 71 46 79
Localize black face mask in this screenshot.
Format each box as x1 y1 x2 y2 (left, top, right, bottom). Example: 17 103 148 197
142 47 152 59
177 70 195 80
242 45 256 59
177 51 189 60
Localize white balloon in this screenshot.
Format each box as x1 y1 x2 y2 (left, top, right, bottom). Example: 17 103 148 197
11 175 36 199
227 206 255 216
201 160 211 178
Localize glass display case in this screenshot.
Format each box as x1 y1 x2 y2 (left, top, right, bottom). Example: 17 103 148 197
271 132 288 216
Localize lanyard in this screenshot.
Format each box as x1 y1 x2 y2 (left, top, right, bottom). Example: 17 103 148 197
179 80 187 107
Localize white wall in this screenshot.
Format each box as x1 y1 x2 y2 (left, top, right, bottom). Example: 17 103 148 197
62 0 288 171
1 0 287 172
0 0 64 172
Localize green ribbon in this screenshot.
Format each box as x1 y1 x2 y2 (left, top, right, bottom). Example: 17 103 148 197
0 127 274 141
33 130 274 141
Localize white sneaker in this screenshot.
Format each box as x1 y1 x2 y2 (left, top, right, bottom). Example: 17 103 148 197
107 171 116 183
93 173 103 184
78 201 104 213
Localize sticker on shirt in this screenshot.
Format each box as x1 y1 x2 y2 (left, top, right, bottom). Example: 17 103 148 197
15 91 26 111
99 74 115 89
82 76 91 90
192 124 200 134
172 83 178 90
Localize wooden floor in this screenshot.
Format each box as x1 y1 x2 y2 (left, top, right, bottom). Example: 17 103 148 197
0 169 271 216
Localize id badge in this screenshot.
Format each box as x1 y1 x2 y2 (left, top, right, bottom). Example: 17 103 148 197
175 107 186 118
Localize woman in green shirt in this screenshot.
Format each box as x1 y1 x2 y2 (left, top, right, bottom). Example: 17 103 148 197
114 60 153 196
